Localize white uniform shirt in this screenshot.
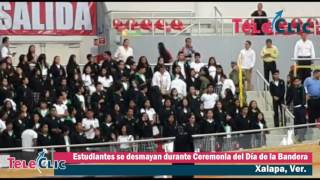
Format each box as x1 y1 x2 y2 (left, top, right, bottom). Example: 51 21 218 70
21 129 38 152
140 108 156 121
114 46 133 61
118 135 134 149
221 79 236 98
0 119 6 133
238 48 256 70
208 66 217 79
171 78 187 97
190 62 205 73
53 103 68 121
0 46 9 59
294 39 315 59
82 118 99 140
201 93 219 110
152 71 171 92
98 75 113 88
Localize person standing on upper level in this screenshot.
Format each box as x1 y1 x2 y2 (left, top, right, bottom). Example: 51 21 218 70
251 2 268 35
180 37 196 61
294 33 316 83
114 39 134 62
238 40 256 91
0 37 16 60
261 39 279 82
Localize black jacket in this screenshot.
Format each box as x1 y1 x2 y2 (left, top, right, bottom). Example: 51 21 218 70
0 130 19 148
236 114 250 132
200 119 225 134
270 79 285 102
286 85 306 106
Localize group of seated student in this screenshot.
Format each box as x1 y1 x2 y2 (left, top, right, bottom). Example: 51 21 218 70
0 43 270 154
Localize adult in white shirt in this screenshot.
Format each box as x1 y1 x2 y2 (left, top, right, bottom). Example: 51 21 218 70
201 84 219 110
0 37 15 60
294 33 316 83
152 65 171 95
82 110 100 140
220 74 236 98
114 39 133 61
98 67 113 89
190 52 205 76
238 40 256 90
170 75 187 98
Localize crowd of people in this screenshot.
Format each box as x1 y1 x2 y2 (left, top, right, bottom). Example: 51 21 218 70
0 36 271 156
0 30 319 157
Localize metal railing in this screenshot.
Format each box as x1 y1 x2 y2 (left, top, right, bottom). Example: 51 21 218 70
291 57 320 77
108 15 320 36
255 69 295 126
256 69 271 111
0 122 318 155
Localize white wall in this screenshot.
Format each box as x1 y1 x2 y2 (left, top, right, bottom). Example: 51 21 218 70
105 2 320 17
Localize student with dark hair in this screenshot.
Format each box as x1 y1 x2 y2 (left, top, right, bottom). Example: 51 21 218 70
15 76 33 109
158 42 173 63
186 68 201 91
26 45 37 63
187 86 202 121
185 113 200 135
70 122 87 152
176 98 192 125
248 100 261 123
235 106 251 149
17 54 31 78
37 123 52 147
190 52 205 75
101 51 117 74
137 56 153 83
172 51 191 80
198 67 214 93
163 113 179 137
270 70 286 127
250 112 268 148
49 56 66 88
0 121 19 149
83 54 99 83
66 54 81 78
35 53 49 79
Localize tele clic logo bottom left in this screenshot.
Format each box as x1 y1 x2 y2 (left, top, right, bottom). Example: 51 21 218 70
7 150 66 170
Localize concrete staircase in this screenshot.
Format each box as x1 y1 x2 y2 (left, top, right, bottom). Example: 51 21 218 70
246 90 320 147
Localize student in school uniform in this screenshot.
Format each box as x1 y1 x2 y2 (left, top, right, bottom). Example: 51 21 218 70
269 70 286 127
